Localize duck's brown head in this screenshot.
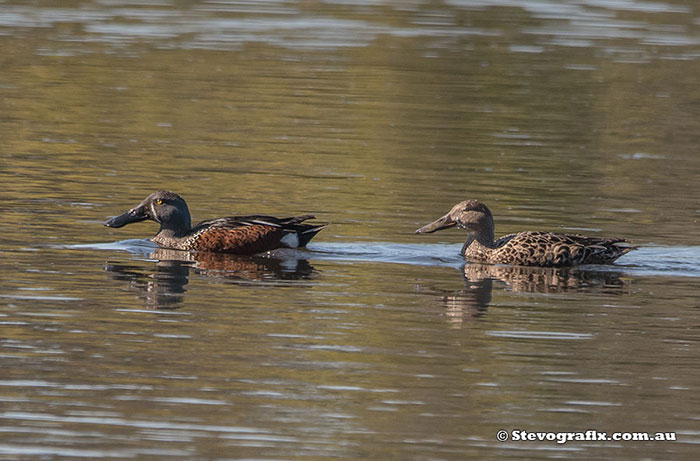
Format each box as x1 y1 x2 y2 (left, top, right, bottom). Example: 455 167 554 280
415 200 494 235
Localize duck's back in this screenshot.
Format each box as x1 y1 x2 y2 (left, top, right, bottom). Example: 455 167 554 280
473 231 633 267
182 215 325 255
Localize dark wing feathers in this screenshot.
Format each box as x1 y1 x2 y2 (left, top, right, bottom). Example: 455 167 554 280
193 214 316 231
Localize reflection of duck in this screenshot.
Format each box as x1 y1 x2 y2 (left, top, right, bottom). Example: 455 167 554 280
442 277 492 321
463 262 629 294
105 251 317 309
104 260 189 310
151 248 316 281
105 191 325 255
416 200 635 266
423 262 631 324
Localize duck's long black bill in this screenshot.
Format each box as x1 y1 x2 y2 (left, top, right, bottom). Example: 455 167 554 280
104 206 148 228
414 213 457 234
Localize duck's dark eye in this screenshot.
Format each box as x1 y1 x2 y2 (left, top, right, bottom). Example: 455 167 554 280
155 199 164 205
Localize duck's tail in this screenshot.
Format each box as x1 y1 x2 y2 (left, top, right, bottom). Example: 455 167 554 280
281 215 327 248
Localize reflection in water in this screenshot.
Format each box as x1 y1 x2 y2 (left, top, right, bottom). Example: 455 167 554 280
463 263 630 294
105 259 190 310
105 249 316 309
152 248 316 281
443 277 492 322
435 263 630 324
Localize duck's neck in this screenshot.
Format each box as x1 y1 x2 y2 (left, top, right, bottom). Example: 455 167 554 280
158 221 190 238
157 208 192 237
462 220 496 254
154 219 191 245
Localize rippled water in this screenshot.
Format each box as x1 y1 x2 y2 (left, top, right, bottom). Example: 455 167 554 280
2 0 700 459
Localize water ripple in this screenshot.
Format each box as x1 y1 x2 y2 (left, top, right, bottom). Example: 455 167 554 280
485 331 594 340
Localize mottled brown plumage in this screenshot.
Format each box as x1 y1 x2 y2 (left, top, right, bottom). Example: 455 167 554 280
415 200 635 267
105 191 325 255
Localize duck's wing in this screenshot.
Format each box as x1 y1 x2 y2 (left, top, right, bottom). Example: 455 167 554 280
193 214 317 230
559 233 636 265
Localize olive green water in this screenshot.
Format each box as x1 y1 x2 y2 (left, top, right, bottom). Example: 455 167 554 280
2 1 700 459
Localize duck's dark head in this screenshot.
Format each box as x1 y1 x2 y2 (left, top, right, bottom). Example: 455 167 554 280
104 191 192 233
415 200 494 238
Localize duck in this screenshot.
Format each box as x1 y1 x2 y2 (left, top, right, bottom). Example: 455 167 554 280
105 191 326 255
415 200 635 267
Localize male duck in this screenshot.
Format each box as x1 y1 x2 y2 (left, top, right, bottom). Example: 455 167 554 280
105 191 325 255
415 200 635 267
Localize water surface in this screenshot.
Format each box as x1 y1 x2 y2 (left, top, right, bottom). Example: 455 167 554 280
2 0 700 459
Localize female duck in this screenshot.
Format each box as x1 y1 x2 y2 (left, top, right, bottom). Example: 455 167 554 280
415 200 634 267
105 191 325 255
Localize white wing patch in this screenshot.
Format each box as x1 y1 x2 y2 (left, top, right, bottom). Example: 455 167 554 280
280 232 299 248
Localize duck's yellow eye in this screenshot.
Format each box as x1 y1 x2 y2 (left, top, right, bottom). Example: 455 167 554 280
155 199 163 205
